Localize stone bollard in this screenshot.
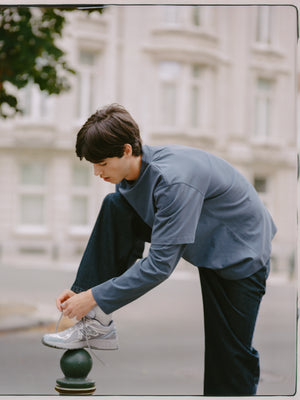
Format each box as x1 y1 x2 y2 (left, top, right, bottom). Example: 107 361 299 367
55 349 96 395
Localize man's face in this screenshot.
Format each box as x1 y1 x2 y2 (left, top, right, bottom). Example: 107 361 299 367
93 155 131 184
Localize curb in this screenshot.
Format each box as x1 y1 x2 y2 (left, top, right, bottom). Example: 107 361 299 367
0 315 53 333
0 302 58 333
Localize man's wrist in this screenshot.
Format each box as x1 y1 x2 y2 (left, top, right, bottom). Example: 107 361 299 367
87 288 97 307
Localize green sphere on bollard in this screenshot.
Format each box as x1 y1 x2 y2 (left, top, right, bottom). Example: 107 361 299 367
61 348 93 378
55 349 96 395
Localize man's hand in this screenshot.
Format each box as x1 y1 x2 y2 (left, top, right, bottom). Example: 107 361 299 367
57 289 97 321
56 289 76 312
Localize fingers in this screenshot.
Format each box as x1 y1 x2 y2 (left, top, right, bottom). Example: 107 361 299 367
60 290 96 321
56 289 75 312
61 299 74 318
61 297 83 320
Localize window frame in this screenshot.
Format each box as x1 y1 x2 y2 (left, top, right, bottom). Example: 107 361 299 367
15 160 49 235
69 163 92 235
253 77 275 141
76 48 100 123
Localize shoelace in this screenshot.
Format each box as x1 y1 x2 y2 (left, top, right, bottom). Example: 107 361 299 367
56 313 105 366
82 316 106 366
55 312 64 333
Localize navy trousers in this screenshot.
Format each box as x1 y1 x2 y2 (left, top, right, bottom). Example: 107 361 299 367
71 192 267 396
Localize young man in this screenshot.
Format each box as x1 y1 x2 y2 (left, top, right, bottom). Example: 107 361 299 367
42 103 277 395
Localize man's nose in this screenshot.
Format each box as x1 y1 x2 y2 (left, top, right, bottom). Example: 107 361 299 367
93 164 102 177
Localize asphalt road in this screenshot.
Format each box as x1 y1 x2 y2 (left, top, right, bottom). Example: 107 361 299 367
0 261 297 396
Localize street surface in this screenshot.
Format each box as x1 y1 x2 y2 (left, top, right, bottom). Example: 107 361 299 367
0 261 297 396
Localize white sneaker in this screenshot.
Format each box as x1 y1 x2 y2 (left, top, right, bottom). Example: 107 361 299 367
42 317 118 350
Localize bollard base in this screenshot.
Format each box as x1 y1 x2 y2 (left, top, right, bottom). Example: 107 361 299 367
55 384 96 395
55 377 96 395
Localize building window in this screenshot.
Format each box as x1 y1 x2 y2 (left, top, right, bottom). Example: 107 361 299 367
161 6 181 27
71 196 89 226
20 194 45 225
77 49 98 121
159 61 181 127
70 164 91 229
191 6 202 27
254 177 268 193
18 161 47 228
254 175 271 210
189 64 215 133
156 61 215 133
190 6 214 29
19 82 54 121
254 78 274 139
256 6 272 45
190 65 205 128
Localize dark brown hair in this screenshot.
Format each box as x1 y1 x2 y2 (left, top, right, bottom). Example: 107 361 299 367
76 103 142 163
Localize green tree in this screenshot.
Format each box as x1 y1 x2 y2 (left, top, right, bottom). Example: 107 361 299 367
0 7 103 118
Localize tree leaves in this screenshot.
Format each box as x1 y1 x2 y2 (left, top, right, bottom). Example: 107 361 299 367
0 7 104 118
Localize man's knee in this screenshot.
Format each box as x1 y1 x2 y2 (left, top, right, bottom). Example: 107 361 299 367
102 192 132 214
101 192 151 241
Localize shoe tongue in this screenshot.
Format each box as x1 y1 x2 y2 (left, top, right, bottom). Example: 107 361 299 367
86 309 96 319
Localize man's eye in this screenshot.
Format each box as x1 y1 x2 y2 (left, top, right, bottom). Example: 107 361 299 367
100 163 107 167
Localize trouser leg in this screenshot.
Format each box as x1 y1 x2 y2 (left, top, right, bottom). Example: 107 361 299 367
71 192 151 293
199 265 268 396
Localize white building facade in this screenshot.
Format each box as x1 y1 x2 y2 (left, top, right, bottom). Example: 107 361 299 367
0 5 298 276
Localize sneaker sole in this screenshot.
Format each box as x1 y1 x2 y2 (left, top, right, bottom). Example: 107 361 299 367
41 337 118 350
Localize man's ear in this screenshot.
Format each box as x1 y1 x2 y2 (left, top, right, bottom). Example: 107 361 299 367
123 143 133 157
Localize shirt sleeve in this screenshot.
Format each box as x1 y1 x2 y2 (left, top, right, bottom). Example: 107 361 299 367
91 243 186 314
151 182 205 245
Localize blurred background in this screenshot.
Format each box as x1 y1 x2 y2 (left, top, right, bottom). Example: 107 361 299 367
0 4 298 397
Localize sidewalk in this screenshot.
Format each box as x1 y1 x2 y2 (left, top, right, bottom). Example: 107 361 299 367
0 302 57 333
0 263 75 333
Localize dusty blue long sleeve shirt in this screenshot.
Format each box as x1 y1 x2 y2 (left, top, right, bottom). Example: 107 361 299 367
92 145 277 314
